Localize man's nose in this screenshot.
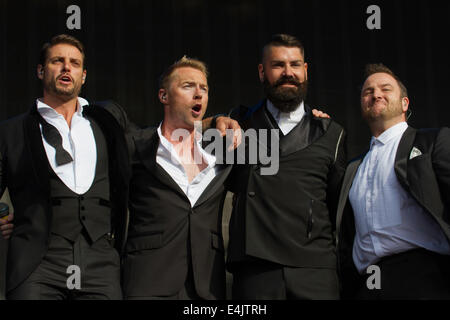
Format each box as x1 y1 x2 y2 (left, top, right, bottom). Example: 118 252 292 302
194 86 203 99
373 88 383 99
282 65 294 77
62 60 71 72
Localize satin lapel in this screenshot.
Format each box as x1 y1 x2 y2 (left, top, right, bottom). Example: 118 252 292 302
24 106 51 196
194 164 232 208
133 128 188 200
279 105 328 157
83 105 131 186
394 126 416 190
336 158 363 233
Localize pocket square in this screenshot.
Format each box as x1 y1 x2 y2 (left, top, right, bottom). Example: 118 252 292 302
409 147 422 159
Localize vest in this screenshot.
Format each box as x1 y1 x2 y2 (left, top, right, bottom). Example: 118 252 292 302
227 104 344 269
49 117 111 243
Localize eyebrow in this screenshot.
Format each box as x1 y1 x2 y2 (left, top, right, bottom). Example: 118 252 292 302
363 83 394 91
270 59 304 64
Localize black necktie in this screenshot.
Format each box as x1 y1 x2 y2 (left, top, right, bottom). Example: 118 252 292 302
38 116 74 166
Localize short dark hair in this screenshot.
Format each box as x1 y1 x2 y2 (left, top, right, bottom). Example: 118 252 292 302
159 55 208 89
39 34 86 68
262 34 305 62
363 63 408 98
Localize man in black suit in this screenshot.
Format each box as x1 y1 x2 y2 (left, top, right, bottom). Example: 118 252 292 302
336 63 450 299
212 34 347 299
0 34 130 299
122 56 232 299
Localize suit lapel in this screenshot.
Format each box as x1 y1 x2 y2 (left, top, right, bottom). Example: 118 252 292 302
83 104 131 188
194 164 232 208
24 105 51 196
394 126 416 190
133 128 188 200
250 101 329 157
336 158 363 234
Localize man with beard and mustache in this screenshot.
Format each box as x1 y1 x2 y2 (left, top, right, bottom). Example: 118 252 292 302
336 64 450 299
0 34 130 299
205 34 346 299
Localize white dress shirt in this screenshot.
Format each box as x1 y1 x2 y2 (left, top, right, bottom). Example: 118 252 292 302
156 124 220 207
349 121 450 273
37 97 97 195
266 100 305 135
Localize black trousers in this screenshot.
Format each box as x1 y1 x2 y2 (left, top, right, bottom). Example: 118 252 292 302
231 260 340 300
125 257 202 300
355 248 450 300
7 232 122 300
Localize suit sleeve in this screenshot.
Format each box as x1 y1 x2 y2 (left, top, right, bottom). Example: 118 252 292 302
0 149 5 197
431 127 450 219
327 127 347 231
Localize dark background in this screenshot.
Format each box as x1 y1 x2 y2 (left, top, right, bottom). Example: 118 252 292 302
1 0 449 158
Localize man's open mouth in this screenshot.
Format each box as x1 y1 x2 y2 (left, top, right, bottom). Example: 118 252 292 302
191 104 202 115
58 75 72 84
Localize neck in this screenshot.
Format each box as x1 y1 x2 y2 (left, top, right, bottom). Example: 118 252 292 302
161 120 196 150
42 92 79 127
368 116 406 138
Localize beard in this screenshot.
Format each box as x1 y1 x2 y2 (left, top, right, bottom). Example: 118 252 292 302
263 75 308 113
44 75 82 101
362 98 403 123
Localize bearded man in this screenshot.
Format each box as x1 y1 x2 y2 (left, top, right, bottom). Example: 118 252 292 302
336 63 450 299
220 34 347 299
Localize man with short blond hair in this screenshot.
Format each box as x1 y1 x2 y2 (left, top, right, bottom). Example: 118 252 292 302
122 56 232 299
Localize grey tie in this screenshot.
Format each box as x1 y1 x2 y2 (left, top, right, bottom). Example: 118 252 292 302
38 116 73 166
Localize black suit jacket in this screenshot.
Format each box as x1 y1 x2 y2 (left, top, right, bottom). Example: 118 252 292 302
122 127 232 299
336 126 450 298
0 101 131 293
226 100 347 269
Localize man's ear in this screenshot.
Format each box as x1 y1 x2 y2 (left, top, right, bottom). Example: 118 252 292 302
304 62 308 81
37 65 44 80
158 88 168 104
258 64 264 83
402 97 409 112
82 70 87 84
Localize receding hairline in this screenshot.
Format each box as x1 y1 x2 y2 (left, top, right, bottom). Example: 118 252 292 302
362 72 403 94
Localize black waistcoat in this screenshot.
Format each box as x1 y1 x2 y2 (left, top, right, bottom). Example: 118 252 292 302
49 117 111 243
227 103 344 269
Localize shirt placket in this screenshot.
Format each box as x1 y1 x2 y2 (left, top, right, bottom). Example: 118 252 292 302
366 141 379 254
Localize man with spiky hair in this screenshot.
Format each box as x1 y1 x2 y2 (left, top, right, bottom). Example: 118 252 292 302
122 56 233 300
336 63 450 299
0 34 130 299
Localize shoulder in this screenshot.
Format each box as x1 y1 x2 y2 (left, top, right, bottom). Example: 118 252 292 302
88 100 129 129
0 112 29 133
229 100 264 121
131 125 158 142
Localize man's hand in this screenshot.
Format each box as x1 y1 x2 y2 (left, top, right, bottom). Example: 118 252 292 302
0 211 14 240
215 116 242 150
312 108 331 119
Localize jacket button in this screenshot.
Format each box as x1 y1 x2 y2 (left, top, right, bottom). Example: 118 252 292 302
81 216 86 221
81 206 85 210
248 192 255 197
